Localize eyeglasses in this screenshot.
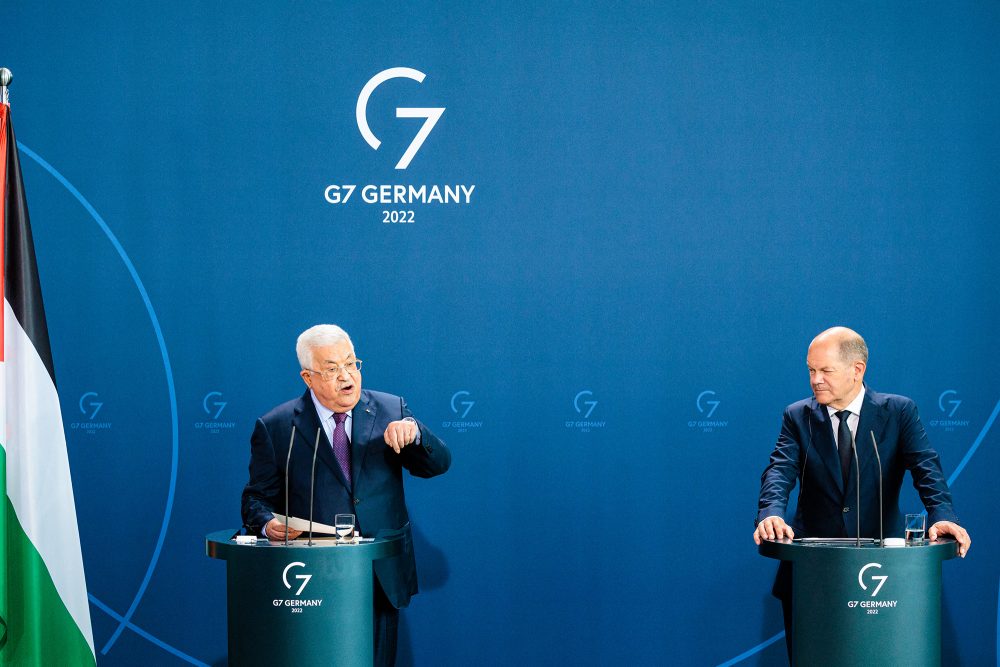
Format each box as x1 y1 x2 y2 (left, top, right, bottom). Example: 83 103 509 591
305 359 363 381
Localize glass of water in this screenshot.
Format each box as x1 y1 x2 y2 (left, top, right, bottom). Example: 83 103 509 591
905 513 926 545
335 514 356 543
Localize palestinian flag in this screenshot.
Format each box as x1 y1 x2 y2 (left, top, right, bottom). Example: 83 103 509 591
1 103 96 663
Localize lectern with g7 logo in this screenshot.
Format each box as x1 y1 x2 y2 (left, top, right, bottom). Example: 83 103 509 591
207 530 402 666
759 539 957 666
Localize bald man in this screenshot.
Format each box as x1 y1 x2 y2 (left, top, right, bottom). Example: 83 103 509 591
754 327 970 661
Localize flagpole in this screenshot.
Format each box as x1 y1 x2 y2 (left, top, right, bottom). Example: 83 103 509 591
0 68 10 105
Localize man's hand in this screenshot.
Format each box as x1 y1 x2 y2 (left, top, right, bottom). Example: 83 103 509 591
754 516 795 545
384 418 418 454
265 518 302 542
929 521 971 557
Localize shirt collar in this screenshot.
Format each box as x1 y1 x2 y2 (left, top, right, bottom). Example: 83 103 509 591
826 384 866 418
309 390 351 423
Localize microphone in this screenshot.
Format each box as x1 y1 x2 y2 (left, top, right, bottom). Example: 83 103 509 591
307 427 321 546
871 431 884 547
284 425 297 547
799 416 815 508
851 431 860 548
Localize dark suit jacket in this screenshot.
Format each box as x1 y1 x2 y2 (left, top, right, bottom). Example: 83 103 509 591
757 387 958 598
758 386 958 538
241 389 451 608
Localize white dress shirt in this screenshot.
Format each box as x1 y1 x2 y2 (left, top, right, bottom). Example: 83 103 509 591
826 385 866 449
310 389 352 444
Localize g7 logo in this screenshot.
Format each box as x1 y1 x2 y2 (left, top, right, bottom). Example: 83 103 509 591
356 67 444 170
938 390 961 418
450 391 475 419
282 561 312 596
574 391 597 419
858 562 887 597
79 392 104 421
202 391 227 420
696 390 720 419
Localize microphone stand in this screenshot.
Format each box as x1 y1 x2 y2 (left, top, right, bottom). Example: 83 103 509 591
308 428 321 546
871 431 883 547
284 425 296 547
851 432 860 548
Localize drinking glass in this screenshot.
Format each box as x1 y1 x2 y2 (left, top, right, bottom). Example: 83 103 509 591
905 513 925 545
335 514 356 543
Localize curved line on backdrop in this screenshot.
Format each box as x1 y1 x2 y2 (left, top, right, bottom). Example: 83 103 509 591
716 396 1000 667
715 631 785 667
17 142 180 656
88 595 207 667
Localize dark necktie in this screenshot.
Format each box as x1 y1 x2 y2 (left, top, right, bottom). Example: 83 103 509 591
836 410 852 487
332 413 352 487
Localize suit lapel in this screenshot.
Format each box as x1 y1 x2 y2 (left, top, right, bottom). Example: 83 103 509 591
854 386 887 481
351 391 377 485
808 400 845 494
292 391 350 491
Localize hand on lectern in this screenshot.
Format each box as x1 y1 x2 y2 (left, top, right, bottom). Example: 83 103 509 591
928 521 971 557
265 518 303 541
754 516 795 545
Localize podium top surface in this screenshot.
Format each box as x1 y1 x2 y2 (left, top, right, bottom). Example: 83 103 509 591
205 529 402 562
759 537 958 562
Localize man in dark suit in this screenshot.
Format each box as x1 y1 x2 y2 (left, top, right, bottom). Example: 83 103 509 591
242 324 451 666
754 326 970 662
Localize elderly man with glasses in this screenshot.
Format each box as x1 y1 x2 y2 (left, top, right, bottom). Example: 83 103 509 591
242 324 451 666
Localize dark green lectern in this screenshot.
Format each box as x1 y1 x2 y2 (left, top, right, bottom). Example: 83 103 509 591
759 538 957 666
206 529 402 667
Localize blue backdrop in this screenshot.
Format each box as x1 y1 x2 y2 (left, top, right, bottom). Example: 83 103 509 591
5 2 999 665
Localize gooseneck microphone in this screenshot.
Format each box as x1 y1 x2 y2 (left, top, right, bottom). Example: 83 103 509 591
307 427 322 546
284 425 297 546
851 431 861 548
871 430 884 547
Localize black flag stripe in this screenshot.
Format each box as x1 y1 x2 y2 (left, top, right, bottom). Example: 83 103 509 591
4 107 56 384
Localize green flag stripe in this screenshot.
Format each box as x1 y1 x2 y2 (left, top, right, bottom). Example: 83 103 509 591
1 439 7 653
1 447 94 666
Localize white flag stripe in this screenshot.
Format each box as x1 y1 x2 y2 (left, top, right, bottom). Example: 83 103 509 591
3 298 95 656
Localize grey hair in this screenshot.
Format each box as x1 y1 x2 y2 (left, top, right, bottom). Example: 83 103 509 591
296 324 353 369
838 332 869 364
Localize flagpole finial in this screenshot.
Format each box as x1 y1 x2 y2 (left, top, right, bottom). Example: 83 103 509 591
0 68 11 105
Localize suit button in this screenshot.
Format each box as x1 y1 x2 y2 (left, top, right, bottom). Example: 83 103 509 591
353 498 360 505
843 507 850 513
